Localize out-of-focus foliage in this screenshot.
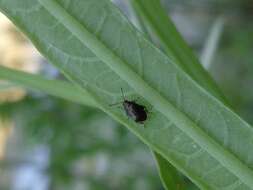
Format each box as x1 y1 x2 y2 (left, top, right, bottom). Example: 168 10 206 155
0 11 41 190
211 25 253 124
0 118 12 159
1 96 162 190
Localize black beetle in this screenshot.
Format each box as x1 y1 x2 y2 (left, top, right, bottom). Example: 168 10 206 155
111 88 148 124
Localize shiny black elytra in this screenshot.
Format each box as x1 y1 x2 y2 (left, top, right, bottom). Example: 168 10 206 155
123 99 147 124
111 88 148 124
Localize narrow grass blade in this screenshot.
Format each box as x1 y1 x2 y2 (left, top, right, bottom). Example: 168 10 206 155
0 65 97 107
201 17 225 69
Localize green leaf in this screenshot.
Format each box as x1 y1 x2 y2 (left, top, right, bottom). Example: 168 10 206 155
1 0 253 189
153 152 186 190
0 65 97 107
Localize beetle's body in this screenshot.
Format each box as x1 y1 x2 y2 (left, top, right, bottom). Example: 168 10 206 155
110 88 148 124
123 100 147 123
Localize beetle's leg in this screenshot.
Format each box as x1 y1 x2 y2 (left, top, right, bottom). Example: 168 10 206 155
144 106 149 113
145 105 154 114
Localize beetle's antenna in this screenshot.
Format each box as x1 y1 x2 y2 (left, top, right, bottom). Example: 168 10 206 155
110 88 125 107
109 102 122 107
120 88 125 100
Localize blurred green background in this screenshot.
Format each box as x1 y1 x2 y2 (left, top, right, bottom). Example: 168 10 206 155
0 0 252 189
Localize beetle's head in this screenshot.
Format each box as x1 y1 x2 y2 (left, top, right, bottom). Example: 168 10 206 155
123 100 132 107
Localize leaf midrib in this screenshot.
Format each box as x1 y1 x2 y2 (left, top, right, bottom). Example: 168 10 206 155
38 0 253 187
